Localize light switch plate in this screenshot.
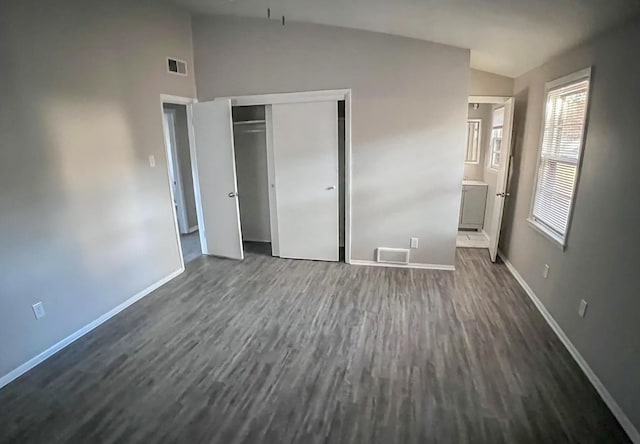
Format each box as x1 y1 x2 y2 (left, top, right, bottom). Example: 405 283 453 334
578 299 588 318
148 155 156 168
32 302 46 320
543 264 550 279
410 237 419 249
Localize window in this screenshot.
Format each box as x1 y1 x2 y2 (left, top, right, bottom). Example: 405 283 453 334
465 119 481 163
528 68 591 247
488 107 504 170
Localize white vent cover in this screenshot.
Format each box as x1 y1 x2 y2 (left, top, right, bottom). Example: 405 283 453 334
167 57 187 76
376 247 410 265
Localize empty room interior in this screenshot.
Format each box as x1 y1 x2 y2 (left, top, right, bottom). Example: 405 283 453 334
1 0 639 442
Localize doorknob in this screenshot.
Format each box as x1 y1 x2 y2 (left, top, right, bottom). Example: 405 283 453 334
496 192 510 197
228 191 238 198
326 186 336 190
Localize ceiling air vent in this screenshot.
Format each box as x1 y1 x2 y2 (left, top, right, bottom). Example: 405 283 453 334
167 57 187 76
376 247 410 265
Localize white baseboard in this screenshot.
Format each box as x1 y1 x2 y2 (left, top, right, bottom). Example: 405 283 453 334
498 251 640 443
350 259 455 271
0 267 184 390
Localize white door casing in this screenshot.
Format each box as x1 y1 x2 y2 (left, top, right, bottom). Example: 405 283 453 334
162 109 189 234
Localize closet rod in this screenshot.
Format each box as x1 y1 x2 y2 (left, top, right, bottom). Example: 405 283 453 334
233 120 266 126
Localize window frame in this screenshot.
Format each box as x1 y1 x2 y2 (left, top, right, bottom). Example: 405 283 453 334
487 107 505 171
465 118 482 164
527 67 592 250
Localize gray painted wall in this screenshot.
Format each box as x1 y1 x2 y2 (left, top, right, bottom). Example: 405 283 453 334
192 15 470 266
470 69 514 97
500 16 640 433
164 103 199 230
0 0 196 377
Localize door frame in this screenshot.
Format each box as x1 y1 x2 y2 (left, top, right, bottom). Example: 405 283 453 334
215 89 353 263
468 95 515 261
162 108 190 234
159 94 200 267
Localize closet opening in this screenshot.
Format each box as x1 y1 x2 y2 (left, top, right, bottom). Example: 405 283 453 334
229 100 347 261
189 90 352 263
232 105 271 256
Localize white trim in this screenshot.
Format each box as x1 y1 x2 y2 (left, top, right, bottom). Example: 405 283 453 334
159 98 186 271
0 268 184 389
468 95 510 104
217 89 350 107
162 108 190 234
546 67 592 90
344 91 353 264
350 259 455 271
160 95 202 261
187 225 198 234
160 94 196 105
526 218 566 250
498 251 640 444
527 67 592 249
217 89 353 264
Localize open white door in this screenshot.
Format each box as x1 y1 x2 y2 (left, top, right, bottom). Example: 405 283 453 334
271 101 339 261
191 99 244 260
488 98 515 262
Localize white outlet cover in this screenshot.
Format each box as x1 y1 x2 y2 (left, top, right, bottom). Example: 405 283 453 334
32 302 46 320
410 237 419 249
543 264 550 279
148 155 156 167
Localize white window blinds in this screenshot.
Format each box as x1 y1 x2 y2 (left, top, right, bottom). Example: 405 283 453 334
531 71 591 244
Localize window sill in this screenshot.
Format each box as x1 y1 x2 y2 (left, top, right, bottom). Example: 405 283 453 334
526 218 566 251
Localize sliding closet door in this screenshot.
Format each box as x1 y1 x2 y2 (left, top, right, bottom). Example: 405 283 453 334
191 99 244 260
271 101 339 261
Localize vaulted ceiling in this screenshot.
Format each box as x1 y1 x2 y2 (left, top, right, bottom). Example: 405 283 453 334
174 0 640 77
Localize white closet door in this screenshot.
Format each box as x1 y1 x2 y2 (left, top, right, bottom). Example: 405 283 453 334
271 101 339 261
191 99 244 260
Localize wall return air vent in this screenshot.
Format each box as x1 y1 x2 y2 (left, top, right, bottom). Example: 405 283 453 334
167 57 187 76
376 247 410 265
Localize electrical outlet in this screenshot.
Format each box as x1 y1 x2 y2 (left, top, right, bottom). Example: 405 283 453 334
148 155 156 167
578 299 588 318
542 264 550 279
32 302 46 320
410 237 419 249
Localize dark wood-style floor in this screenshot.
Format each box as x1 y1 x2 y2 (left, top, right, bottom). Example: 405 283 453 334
0 247 629 443
180 230 202 264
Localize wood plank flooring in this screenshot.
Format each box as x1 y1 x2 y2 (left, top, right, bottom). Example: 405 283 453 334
0 247 629 443
180 231 202 264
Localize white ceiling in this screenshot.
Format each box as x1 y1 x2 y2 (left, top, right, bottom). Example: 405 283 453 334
174 0 640 77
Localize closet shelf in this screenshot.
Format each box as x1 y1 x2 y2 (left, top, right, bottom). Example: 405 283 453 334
233 120 266 126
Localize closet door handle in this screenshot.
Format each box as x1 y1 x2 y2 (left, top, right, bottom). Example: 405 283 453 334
228 191 238 198
326 186 336 190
